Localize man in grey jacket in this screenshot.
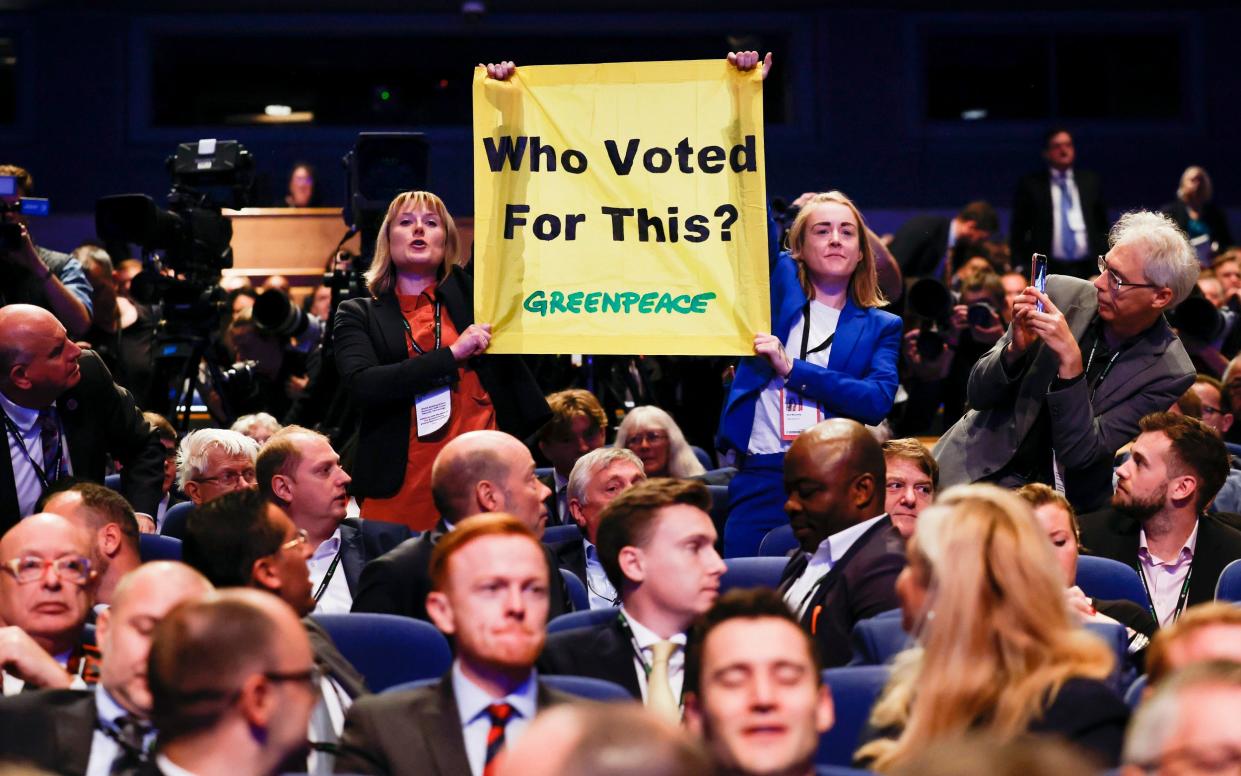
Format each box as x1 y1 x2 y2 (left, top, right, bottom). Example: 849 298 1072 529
935 210 1199 511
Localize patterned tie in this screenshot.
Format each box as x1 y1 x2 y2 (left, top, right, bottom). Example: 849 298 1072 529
646 640 681 721
482 702 514 776
37 408 61 482
1056 173 1080 260
107 714 151 775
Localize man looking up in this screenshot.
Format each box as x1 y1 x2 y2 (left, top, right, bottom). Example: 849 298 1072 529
175 428 260 507
42 481 142 607
0 561 213 774
539 478 726 716
935 211 1199 512
536 389 608 525
779 418 905 668
336 513 575 775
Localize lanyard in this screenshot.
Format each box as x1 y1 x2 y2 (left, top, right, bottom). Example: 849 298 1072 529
1083 329 1125 395
616 610 684 703
0 407 62 490
1136 557 1194 625
798 301 836 361
312 550 343 604
399 301 441 356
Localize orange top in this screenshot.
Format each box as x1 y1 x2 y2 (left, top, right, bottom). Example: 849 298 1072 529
359 287 496 530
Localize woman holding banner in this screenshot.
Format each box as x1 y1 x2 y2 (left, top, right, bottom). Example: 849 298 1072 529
334 187 549 529
716 186 902 557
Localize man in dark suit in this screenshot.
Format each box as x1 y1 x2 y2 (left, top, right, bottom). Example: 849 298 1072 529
0 561 213 774
535 388 607 526
549 446 646 608
777 419 905 668
539 478 725 715
935 212 1199 512
256 425 410 614
1080 413 1241 625
0 304 165 531
351 429 571 622
1010 128 1109 277
888 201 998 280
337 513 576 775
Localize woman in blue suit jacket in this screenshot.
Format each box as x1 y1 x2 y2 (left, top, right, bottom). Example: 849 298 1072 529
717 191 901 556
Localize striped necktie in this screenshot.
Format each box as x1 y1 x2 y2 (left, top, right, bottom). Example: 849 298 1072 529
482 701 514 776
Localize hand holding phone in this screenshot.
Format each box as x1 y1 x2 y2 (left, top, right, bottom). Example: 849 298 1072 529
1031 253 1048 312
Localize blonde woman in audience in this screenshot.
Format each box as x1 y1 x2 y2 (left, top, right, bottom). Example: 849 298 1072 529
614 405 706 479
856 484 1127 771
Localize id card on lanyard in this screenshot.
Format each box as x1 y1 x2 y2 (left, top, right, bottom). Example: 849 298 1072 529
401 302 452 438
780 302 835 441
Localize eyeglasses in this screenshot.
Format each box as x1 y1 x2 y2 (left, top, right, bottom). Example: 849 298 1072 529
193 468 257 488
627 431 668 446
265 665 322 688
1 555 93 585
1097 256 1161 294
279 529 309 553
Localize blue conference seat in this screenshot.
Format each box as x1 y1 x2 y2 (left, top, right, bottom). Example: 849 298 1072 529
1216 558 1241 602
384 674 634 703
560 568 589 611
1124 675 1148 710
104 473 122 491
758 524 798 558
138 534 182 562
817 666 890 767
691 445 714 471
160 501 196 539
542 523 582 545
1083 620 1132 691
720 557 788 594
848 615 913 667
707 484 730 543
310 613 452 693
546 607 618 635
1075 555 1148 609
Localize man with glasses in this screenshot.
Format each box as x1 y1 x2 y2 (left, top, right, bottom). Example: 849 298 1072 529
935 210 1200 512
0 512 98 695
176 428 260 507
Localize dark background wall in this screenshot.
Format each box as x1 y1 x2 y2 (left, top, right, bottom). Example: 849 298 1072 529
2 2 1237 252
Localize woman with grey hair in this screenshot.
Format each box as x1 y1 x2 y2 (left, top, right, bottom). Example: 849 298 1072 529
614 406 706 479
1162 165 1234 258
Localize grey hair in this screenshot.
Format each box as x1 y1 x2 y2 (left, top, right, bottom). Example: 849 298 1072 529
176 429 260 491
230 412 282 439
1124 660 1241 766
1109 210 1199 306
613 405 706 478
567 447 645 506
1178 165 1213 204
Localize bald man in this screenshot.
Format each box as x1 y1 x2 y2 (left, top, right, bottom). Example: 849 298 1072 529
0 562 212 773
42 482 142 607
0 512 98 694
0 304 164 530
351 430 570 621
776 418 906 667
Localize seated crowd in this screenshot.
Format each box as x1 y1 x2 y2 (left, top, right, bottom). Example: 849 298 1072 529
4 52 1241 776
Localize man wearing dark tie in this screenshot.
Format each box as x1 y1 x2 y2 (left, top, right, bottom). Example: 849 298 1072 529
535 389 607 526
335 513 576 775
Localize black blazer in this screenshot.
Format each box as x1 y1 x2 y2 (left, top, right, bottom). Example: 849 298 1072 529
888 214 951 279
0 687 96 774
1 350 165 531
338 517 413 596
1162 199 1235 250
537 612 641 699
334 671 575 776
549 537 588 591
1078 508 1241 611
1010 168 1109 265
778 516 906 668
351 519 572 622
1028 677 1130 767
333 268 551 500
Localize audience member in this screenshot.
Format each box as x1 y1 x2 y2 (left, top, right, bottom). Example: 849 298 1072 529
231 411 282 445
336 512 576 775
0 513 98 694
146 590 321 776
175 428 260 507
0 561 212 774
351 429 570 622
1079 413 1241 625
778 418 905 667
144 411 181 531
70 244 122 372
1001 271 1026 318
0 304 165 530
539 478 725 713
615 405 708 480
256 425 409 614
0 164 92 336
1162 165 1234 258
683 588 833 776
41 482 142 607
858 484 1126 771
1122 660 1241 776
882 438 937 540
334 185 549 531
549 447 646 608
536 388 607 525
285 162 319 208
935 211 1199 512
1191 374 1233 437
1145 602 1241 687
1009 128 1109 277
888 200 998 279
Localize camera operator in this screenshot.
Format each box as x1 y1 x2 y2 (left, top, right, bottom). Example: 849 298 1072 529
898 269 1007 434
219 306 309 423
70 244 122 376
0 165 92 338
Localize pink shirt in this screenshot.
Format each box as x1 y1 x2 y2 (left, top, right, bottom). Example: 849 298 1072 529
1138 522 1199 627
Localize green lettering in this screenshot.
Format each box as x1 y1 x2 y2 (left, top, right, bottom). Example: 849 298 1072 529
602 292 622 313
584 292 602 313
566 291 584 313
620 292 640 313
654 293 676 314
672 294 692 313
523 290 548 316
638 292 658 313
690 292 716 313
550 291 568 314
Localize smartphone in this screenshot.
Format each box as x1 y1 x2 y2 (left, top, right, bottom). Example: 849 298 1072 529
1031 253 1048 312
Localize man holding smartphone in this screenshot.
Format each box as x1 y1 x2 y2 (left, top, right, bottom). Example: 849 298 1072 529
934 210 1199 511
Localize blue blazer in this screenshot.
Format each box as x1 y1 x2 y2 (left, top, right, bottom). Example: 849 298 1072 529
717 249 901 453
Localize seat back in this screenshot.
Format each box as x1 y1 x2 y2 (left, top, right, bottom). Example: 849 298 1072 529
706 484 730 544
848 615 913 667
560 568 589 611
817 666 891 767
720 557 788 594
384 674 634 703
138 534 183 562
691 445 714 470
546 608 618 635
758 524 798 557
1075 555 1148 608
542 524 583 545
160 501 196 539
1124 675 1148 710
310 613 452 693
1216 558 1241 602
1083 620 1130 691
104 473 122 491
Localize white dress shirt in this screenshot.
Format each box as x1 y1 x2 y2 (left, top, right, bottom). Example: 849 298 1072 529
1138 521 1199 627
0 391 71 518
1049 168 1089 261
155 753 200 776
308 527 352 615
784 514 887 617
452 660 538 776
620 606 687 705
583 539 619 609
86 687 154 776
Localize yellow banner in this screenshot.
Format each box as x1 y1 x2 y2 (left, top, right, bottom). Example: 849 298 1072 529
472 59 770 355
